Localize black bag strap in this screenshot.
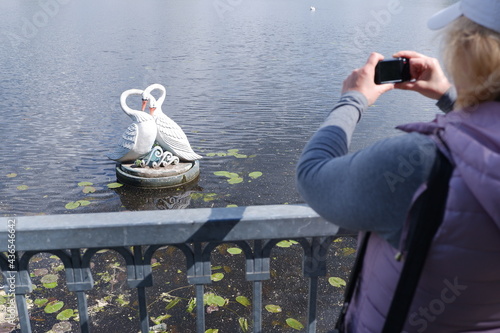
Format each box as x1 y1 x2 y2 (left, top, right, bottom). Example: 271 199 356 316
334 230 371 330
381 149 453 332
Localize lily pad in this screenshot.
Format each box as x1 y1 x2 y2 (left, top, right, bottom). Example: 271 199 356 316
276 240 298 248
41 274 58 284
44 300 64 314
264 304 282 313
82 186 96 194
65 201 80 210
227 247 242 255
248 171 263 179
205 330 219 333
77 200 91 206
236 296 251 307
17 185 29 191
107 182 123 189
34 298 48 307
328 277 347 288
77 181 93 186
6 173 17 178
52 321 72 332
286 318 304 330
211 273 224 282
56 309 74 321
43 281 58 289
205 293 226 307
228 177 243 184
341 247 356 256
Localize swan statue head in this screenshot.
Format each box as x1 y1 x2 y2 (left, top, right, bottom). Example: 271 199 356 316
141 83 166 115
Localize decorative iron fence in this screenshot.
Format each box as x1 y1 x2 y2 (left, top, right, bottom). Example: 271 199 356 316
1 205 352 333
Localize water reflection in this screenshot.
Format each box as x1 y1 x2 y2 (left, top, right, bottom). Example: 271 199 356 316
114 180 202 211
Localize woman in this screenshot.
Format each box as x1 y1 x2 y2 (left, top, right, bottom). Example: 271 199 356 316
296 1 500 332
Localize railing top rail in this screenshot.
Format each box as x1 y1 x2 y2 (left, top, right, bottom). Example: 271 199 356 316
0 204 340 251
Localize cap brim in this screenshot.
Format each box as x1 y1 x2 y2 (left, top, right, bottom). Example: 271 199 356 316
427 2 463 30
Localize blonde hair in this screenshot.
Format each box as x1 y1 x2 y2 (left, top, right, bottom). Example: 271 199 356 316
443 16 500 109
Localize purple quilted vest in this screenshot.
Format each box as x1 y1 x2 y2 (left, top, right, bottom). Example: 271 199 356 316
344 102 500 332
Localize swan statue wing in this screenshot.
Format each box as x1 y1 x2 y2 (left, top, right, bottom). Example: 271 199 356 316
142 84 202 161
156 113 202 161
107 123 139 161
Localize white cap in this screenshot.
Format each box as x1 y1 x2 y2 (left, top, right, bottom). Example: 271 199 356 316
427 0 500 33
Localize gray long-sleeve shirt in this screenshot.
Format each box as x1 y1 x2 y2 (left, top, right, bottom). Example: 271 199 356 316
296 89 456 248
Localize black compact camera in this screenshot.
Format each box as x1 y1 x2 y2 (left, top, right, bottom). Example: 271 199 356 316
374 57 411 84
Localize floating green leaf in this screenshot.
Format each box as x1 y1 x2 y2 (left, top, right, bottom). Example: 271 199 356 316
205 293 226 307
41 273 58 284
233 154 248 158
211 273 224 282
77 181 93 186
227 247 242 255
341 247 356 256
239 317 249 333
248 171 263 179
52 322 72 332
77 200 91 207
65 201 80 210
214 171 239 178
34 298 48 307
265 304 282 313
107 182 123 189
226 204 238 208
17 185 29 191
6 173 17 178
228 177 243 184
203 193 217 202
165 297 181 311
43 281 58 289
227 149 239 155
205 329 219 333
276 240 298 248
236 296 251 307
56 308 74 321
44 300 64 314
328 277 347 288
286 318 304 330
82 186 96 194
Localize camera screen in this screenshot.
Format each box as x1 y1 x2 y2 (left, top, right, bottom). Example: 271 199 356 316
378 60 404 82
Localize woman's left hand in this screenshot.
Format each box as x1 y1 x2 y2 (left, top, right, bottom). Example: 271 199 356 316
342 52 394 105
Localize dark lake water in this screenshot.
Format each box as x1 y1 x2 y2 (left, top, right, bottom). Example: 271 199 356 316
0 0 453 216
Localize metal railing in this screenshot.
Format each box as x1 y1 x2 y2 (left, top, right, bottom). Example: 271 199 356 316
0 204 349 333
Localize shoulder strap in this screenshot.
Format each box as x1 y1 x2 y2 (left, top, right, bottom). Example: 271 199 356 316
334 231 371 330
381 150 453 333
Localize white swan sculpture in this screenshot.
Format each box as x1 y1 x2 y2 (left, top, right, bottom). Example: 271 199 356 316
141 84 202 161
107 89 158 163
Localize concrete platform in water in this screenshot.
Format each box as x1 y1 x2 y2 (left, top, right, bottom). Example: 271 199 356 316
116 160 200 188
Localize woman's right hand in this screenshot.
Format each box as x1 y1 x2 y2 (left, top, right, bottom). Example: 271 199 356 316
393 50 452 100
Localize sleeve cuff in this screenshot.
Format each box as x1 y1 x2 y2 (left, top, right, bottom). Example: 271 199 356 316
436 86 457 113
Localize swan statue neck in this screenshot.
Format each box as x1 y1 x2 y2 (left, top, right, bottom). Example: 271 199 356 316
120 88 153 122
144 83 166 109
